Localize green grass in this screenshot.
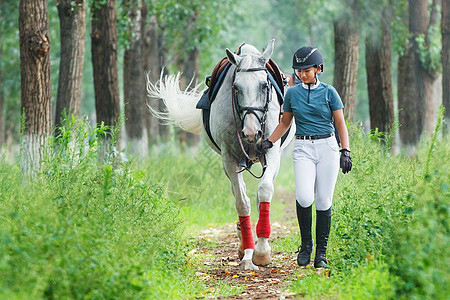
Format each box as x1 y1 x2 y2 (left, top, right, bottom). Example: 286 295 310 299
285 116 449 299
0 112 448 299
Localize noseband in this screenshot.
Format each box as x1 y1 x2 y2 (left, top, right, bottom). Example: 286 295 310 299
231 66 273 178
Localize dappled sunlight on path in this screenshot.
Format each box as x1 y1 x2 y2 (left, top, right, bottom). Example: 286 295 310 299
188 222 318 299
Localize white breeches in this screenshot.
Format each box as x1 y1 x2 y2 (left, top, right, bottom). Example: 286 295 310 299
293 136 340 211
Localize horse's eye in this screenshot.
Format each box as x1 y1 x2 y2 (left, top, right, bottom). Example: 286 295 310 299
261 83 269 90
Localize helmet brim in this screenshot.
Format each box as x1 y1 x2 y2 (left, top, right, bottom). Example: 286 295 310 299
292 63 317 70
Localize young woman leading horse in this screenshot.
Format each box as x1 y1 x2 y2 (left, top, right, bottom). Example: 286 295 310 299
147 40 295 271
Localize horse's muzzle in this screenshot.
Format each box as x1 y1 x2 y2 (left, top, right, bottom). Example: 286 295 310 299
242 129 263 144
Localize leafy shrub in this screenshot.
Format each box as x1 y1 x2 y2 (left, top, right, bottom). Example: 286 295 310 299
331 123 419 269
0 119 205 298
385 111 449 298
289 114 449 299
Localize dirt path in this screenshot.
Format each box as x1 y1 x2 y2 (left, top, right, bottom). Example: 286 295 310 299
189 221 307 299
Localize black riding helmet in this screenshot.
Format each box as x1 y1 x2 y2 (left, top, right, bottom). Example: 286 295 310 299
292 46 324 71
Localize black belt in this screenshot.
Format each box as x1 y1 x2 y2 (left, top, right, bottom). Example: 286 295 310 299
296 133 334 140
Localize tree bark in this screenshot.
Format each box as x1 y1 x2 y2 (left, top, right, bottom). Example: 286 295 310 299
157 22 170 141
143 15 165 144
142 8 158 145
179 46 200 147
333 19 359 122
398 0 438 148
442 0 450 133
365 9 394 134
124 0 148 158
143 15 170 142
54 0 85 132
0 29 4 147
91 0 120 160
423 0 441 132
19 0 52 176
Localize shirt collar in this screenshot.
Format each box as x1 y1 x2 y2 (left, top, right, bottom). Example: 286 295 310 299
301 79 320 90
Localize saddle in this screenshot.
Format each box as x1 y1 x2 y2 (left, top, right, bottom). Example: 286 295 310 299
196 44 287 152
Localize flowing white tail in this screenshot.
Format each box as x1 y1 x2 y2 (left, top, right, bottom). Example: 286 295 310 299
146 72 203 134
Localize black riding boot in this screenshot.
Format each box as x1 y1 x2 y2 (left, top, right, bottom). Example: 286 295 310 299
314 207 331 268
296 202 313 266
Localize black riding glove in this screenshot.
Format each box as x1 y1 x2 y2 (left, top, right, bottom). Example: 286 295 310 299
340 149 352 174
257 139 273 155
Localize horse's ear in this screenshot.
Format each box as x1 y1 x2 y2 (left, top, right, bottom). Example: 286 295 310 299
262 39 275 62
226 48 242 66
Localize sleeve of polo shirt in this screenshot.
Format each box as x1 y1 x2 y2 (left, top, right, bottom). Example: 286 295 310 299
283 88 293 113
328 86 344 111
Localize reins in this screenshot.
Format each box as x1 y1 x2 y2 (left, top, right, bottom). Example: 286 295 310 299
231 66 272 179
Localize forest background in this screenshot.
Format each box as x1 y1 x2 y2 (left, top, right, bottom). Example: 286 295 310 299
0 0 448 163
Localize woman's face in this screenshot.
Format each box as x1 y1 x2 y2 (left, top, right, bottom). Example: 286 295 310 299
296 67 319 84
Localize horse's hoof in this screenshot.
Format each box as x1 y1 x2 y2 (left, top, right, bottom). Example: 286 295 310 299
240 259 259 270
252 252 271 266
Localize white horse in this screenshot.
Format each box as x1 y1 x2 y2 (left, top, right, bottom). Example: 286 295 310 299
147 40 294 270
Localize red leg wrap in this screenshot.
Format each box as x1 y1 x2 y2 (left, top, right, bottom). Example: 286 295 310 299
256 202 271 238
238 215 254 250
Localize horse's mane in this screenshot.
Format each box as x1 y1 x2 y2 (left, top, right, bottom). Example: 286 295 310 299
236 44 265 71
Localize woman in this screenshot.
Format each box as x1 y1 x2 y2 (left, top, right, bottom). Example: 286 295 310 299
261 46 352 268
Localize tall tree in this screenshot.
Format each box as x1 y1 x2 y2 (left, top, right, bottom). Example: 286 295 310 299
123 0 148 158
365 7 394 134
91 0 121 158
0 26 4 147
178 9 200 147
143 10 170 142
333 3 360 122
443 0 450 133
54 0 86 132
19 0 52 175
398 0 440 149
143 14 162 144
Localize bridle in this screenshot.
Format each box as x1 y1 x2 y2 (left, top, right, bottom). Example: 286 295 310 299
231 65 272 179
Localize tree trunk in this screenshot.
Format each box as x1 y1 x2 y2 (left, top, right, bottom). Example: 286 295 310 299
179 46 200 147
442 0 450 133
91 0 120 160
333 19 359 122
124 0 148 159
423 0 441 132
399 0 438 148
0 31 4 147
143 15 162 144
398 45 419 151
365 10 394 134
157 23 170 141
19 0 52 176
54 0 85 132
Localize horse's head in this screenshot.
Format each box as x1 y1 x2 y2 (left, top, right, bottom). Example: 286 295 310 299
226 40 275 144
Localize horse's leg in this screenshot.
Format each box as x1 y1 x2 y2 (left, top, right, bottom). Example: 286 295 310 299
253 149 281 266
222 154 259 271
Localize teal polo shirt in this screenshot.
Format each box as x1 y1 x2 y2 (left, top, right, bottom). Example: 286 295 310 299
283 80 344 136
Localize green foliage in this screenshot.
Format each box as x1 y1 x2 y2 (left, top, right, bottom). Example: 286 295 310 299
385 108 449 298
415 25 442 73
138 141 261 229
0 118 209 298
285 120 449 298
289 260 396 299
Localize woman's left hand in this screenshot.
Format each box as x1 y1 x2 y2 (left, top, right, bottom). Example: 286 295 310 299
340 149 352 174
